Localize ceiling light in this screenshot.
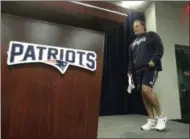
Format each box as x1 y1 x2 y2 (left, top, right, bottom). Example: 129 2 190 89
119 1 144 8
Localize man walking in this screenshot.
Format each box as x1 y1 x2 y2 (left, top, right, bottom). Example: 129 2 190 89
128 20 167 131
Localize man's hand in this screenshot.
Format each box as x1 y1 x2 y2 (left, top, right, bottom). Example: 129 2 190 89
127 73 135 94
128 72 132 76
148 60 155 67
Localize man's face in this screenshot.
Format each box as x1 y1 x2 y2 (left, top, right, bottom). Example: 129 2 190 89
133 21 144 35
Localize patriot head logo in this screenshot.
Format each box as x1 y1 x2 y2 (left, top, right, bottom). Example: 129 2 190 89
44 59 69 74
7 41 97 74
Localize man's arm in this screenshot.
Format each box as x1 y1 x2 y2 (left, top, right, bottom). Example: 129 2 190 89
149 32 164 65
128 46 133 74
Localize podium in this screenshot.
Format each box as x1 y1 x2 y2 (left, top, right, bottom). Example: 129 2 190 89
1 14 103 139
1 8 104 139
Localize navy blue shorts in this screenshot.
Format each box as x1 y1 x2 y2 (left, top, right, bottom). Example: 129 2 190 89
135 69 158 88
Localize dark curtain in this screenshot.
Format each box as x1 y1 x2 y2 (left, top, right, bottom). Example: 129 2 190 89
99 12 147 116
99 23 126 116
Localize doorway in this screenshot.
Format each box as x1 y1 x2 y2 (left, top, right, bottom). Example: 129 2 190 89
174 44 190 123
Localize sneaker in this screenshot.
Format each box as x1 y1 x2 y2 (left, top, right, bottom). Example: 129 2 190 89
152 116 158 129
141 118 157 131
155 114 167 131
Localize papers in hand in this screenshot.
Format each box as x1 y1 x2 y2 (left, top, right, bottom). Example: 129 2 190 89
127 74 135 94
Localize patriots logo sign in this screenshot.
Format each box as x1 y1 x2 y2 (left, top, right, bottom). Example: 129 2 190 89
7 41 97 74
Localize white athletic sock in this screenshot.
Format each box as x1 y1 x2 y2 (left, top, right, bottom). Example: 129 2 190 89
158 113 165 118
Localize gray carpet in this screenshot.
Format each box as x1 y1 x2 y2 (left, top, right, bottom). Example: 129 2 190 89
98 115 189 138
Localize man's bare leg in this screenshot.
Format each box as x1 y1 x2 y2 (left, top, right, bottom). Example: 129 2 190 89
142 85 162 116
141 85 159 130
153 108 158 118
142 91 158 118
142 93 154 119
142 85 167 131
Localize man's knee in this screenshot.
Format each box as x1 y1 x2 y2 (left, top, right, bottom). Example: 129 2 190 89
142 84 152 96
